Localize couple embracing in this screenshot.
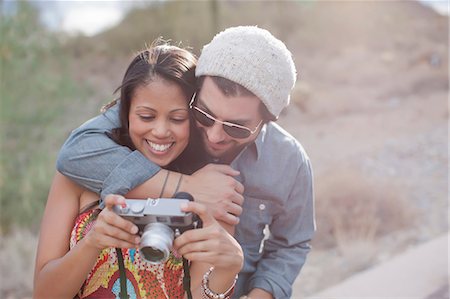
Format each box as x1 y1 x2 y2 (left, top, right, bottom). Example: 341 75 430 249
34 26 315 299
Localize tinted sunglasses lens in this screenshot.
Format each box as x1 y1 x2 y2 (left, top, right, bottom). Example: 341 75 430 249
193 107 251 139
223 126 251 139
193 108 214 127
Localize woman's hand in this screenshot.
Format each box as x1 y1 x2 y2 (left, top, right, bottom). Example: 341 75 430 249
84 194 141 250
173 201 244 273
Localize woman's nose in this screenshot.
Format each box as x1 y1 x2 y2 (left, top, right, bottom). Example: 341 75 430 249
151 119 170 138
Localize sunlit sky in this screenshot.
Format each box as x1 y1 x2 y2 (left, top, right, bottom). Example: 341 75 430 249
3 0 449 36
32 0 154 36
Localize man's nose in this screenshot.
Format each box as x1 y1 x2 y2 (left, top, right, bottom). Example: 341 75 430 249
205 122 226 143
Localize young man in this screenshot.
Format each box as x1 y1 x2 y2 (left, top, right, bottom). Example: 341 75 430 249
57 26 315 298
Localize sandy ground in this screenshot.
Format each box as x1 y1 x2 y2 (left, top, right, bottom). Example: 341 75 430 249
279 1 449 297
301 232 449 298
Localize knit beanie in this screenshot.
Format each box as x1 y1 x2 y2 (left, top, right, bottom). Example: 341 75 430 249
196 26 297 120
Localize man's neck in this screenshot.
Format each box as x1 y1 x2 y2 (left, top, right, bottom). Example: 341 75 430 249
209 143 250 165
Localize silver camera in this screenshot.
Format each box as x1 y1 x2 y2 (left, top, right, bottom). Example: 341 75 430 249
113 192 198 264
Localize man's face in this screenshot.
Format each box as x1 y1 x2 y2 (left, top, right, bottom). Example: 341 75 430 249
194 77 264 162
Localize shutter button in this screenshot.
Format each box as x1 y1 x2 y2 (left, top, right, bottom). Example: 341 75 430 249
131 202 145 214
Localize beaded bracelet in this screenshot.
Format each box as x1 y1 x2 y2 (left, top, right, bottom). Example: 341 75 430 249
201 267 238 299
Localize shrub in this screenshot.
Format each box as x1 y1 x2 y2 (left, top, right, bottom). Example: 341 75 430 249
0 2 89 232
313 166 417 251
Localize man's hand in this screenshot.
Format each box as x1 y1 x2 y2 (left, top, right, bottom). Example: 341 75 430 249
180 164 244 226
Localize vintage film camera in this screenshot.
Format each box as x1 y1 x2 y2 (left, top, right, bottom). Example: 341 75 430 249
113 192 199 264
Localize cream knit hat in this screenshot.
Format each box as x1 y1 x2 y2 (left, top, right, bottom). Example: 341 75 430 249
196 26 297 120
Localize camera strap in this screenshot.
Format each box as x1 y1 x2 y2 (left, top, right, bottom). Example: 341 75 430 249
116 248 129 299
183 257 193 299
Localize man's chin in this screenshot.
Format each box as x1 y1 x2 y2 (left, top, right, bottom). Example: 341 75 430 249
205 147 224 159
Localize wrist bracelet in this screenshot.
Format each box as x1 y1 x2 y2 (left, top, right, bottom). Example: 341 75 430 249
201 267 238 299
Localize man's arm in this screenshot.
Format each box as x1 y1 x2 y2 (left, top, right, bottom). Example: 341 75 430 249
127 164 244 228
247 158 315 299
56 104 161 198
57 103 244 225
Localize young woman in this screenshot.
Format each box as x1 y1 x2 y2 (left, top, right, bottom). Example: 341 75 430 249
34 42 243 299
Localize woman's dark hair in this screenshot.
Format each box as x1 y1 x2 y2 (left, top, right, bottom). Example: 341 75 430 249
105 39 206 173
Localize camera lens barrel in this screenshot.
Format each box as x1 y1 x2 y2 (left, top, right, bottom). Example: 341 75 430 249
139 223 174 264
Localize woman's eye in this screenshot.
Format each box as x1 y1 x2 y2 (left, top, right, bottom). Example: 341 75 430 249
139 115 154 121
171 117 188 123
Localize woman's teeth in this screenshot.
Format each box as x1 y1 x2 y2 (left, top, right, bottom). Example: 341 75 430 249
147 141 173 152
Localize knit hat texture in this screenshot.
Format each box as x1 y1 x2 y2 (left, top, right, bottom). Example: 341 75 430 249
196 26 297 119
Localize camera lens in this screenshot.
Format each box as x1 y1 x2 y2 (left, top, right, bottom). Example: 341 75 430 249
140 246 165 263
139 223 174 264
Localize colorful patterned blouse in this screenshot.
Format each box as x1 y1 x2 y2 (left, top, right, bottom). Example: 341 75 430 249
70 209 185 298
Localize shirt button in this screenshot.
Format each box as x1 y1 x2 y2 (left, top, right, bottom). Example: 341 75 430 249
259 204 266 210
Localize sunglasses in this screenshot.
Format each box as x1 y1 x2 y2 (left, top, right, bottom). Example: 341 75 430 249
189 93 263 139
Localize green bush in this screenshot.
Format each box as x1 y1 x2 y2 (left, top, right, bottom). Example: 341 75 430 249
0 2 89 232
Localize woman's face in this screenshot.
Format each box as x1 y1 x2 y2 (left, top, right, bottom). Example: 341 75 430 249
128 77 190 167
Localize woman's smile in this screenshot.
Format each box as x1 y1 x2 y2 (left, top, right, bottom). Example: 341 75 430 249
145 140 175 155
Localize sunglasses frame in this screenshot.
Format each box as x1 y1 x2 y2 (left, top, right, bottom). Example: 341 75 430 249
189 93 263 139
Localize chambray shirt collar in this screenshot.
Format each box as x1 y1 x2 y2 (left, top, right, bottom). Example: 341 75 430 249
229 122 267 164
252 122 268 161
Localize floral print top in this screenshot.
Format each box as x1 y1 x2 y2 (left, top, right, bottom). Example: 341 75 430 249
70 209 185 298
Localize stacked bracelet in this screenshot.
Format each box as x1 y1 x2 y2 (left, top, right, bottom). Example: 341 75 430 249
201 267 238 299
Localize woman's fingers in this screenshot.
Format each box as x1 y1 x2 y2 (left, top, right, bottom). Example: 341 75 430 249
173 201 243 269
85 194 140 249
173 202 217 250
174 227 221 254
95 213 140 244
177 237 242 269
181 201 216 228
98 207 138 235
103 194 126 209
93 234 138 249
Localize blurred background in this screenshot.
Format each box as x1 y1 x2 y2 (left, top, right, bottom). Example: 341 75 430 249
0 0 448 298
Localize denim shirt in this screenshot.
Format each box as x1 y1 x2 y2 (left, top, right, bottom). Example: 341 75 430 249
230 123 314 299
57 103 315 299
57 104 161 198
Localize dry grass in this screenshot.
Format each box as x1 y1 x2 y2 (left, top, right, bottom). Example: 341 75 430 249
0 229 37 298
294 165 421 294
313 165 417 251
294 165 421 295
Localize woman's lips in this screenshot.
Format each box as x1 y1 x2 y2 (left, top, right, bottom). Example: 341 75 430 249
146 140 174 155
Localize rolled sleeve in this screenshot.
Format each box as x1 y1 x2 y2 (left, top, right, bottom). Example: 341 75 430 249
101 150 158 198
247 158 315 298
56 103 161 197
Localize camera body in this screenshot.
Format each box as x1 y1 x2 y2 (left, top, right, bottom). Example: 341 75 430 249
113 192 197 264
